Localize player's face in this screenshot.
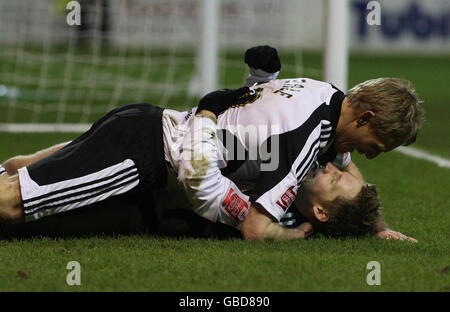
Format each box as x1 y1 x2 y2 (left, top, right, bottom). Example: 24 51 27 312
335 124 389 159
301 162 363 204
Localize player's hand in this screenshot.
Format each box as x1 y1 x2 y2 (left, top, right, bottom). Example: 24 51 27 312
196 87 256 117
375 230 418 243
296 222 314 238
244 45 281 73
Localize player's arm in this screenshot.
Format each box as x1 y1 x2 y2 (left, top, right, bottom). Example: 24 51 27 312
241 203 312 240
340 158 417 242
3 141 70 175
178 104 251 229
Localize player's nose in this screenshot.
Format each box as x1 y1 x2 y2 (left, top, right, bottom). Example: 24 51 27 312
323 162 337 173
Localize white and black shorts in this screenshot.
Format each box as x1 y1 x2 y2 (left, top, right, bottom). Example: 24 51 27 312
18 103 167 222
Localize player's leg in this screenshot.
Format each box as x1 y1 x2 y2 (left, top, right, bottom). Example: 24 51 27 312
2 195 146 239
3 142 69 175
0 174 24 222
0 103 167 224
0 141 70 223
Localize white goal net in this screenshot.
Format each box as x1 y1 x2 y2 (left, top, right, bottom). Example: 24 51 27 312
0 0 341 131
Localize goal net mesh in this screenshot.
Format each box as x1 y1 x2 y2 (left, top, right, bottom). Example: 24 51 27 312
0 0 324 128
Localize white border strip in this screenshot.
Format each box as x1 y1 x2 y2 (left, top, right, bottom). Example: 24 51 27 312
395 146 450 169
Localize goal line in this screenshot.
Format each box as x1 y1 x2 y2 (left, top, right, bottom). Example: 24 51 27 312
0 123 91 133
1 123 448 170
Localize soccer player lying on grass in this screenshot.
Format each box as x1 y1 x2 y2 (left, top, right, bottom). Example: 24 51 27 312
0 46 422 242
0 153 405 241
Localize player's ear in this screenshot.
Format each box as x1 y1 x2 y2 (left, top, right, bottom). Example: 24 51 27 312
312 204 329 222
356 110 375 127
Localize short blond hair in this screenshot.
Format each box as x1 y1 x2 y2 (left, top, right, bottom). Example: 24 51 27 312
347 78 424 148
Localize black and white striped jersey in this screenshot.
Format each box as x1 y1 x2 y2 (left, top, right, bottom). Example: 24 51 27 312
164 78 351 227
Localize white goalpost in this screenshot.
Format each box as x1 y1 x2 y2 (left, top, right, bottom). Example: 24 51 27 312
189 0 219 97
0 0 349 133
323 0 349 92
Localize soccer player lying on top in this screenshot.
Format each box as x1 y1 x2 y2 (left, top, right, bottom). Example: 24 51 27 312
0 46 422 242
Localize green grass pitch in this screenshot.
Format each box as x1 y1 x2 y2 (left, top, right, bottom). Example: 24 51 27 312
0 50 448 291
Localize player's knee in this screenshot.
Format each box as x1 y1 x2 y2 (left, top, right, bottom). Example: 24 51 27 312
4 207 25 224
0 175 25 223
3 156 26 175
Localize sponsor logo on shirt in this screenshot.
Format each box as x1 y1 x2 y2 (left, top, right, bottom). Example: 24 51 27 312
276 185 296 211
222 188 249 222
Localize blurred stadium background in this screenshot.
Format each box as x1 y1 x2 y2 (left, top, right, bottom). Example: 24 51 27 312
0 0 447 130
0 0 448 155
0 0 448 292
